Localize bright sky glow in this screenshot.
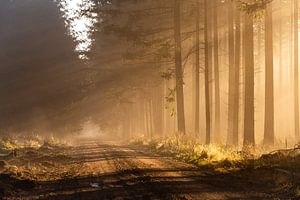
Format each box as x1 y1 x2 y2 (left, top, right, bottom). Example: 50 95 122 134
59 0 97 59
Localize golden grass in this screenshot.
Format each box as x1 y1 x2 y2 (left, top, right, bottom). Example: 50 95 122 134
130 135 300 173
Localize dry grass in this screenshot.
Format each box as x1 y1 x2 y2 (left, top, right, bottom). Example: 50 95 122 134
131 135 300 198
0 135 79 181
131 135 300 172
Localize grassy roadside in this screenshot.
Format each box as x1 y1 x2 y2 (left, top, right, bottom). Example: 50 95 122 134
130 135 300 199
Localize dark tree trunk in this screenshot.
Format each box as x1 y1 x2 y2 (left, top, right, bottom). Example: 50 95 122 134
227 1 235 145
264 3 275 146
204 0 211 145
195 0 200 137
174 0 186 134
232 7 241 146
294 0 300 141
279 1 283 93
243 13 255 147
213 0 220 141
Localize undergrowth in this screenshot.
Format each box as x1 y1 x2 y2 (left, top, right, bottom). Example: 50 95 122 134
131 135 300 198
0 135 69 152
130 135 300 173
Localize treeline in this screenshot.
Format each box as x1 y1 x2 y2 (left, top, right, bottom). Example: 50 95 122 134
87 0 300 148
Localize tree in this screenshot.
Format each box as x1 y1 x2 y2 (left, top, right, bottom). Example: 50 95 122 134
294 0 300 141
227 0 235 145
174 0 186 134
195 0 200 137
213 0 221 141
204 0 211 144
232 6 241 146
237 0 273 147
243 12 255 147
263 2 274 146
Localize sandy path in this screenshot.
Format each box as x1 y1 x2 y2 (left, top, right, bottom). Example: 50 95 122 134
5 139 274 200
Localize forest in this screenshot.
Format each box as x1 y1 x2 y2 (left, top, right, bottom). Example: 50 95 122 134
1 0 300 199
106 0 299 148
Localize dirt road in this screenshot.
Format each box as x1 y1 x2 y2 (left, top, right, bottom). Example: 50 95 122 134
5 140 280 200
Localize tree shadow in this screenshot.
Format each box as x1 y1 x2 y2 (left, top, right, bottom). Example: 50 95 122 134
14 167 286 200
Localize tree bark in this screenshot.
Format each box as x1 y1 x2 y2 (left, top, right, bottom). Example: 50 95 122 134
233 8 241 146
204 0 211 145
174 0 186 134
195 0 200 137
264 3 275 146
227 1 235 145
279 2 283 93
243 13 255 147
213 0 220 142
294 0 300 141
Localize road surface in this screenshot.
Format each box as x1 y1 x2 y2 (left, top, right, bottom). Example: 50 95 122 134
6 140 277 200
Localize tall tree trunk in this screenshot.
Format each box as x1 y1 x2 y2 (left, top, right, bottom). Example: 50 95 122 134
294 0 300 141
279 2 283 93
153 87 163 135
243 13 255 147
149 100 154 139
195 0 200 137
227 1 235 145
145 100 150 138
174 0 186 134
233 8 241 146
213 0 220 141
264 3 275 146
204 0 211 145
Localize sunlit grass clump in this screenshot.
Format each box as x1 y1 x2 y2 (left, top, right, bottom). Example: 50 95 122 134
0 137 42 151
130 135 247 171
0 134 71 152
131 134 300 176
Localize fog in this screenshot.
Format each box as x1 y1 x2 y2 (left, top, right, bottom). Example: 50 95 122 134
3 1 300 199
0 0 300 149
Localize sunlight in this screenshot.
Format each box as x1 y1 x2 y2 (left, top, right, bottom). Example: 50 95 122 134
59 0 98 59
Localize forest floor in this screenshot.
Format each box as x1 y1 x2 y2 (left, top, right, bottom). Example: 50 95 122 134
0 138 299 200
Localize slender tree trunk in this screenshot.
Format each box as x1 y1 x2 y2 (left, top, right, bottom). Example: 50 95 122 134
279 2 283 93
149 100 154 139
294 0 300 140
174 0 186 134
213 0 220 141
227 1 235 145
204 0 211 145
291 0 294 136
243 13 255 147
195 0 200 137
264 3 275 146
145 100 150 138
138 101 144 134
164 80 172 135
233 8 241 146
207 0 213 137
153 87 163 135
